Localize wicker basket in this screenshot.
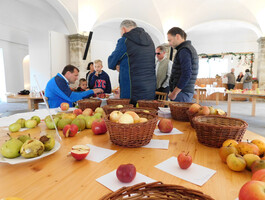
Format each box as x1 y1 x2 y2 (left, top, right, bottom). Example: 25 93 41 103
192 115 248 148
104 111 158 148
137 100 164 110
121 107 158 115
169 102 193 121
103 104 134 115
107 98 130 105
77 99 102 111
100 182 214 200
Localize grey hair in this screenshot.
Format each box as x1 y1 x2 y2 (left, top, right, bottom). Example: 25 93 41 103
156 45 166 53
120 20 137 29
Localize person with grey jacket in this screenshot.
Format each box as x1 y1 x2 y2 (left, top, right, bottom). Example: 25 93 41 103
243 69 252 90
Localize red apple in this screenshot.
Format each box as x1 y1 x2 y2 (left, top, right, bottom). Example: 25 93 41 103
60 102 69 111
198 106 210 115
251 160 265 173
158 119 173 133
178 152 192 169
252 169 265 182
73 108 83 116
189 103 201 114
63 124 79 137
239 180 265 200
116 164 136 183
91 119 107 135
71 145 90 161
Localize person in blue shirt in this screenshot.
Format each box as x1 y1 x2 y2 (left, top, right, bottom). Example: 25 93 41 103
89 59 112 94
45 65 103 108
167 27 199 102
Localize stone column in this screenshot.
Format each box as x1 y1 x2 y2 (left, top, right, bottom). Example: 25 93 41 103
68 34 90 88
257 37 265 89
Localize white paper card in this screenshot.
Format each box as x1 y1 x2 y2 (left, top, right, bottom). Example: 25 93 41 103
85 144 117 163
96 170 156 191
158 107 170 112
155 157 216 186
142 139 169 149
154 128 183 136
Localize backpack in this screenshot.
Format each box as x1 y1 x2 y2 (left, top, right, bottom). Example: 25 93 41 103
244 75 252 83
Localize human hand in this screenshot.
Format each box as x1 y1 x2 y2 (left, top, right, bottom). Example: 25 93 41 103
93 88 104 94
116 65 120 72
168 92 177 100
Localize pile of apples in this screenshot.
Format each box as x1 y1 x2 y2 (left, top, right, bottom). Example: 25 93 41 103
188 103 225 116
8 116 41 133
109 111 148 124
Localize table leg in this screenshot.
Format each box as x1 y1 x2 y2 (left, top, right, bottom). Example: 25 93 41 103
252 97 256 116
34 100 39 110
227 93 231 117
216 93 219 105
27 99 33 110
196 89 199 104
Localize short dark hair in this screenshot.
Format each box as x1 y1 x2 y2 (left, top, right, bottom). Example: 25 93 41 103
62 65 79 75
245 69 250 72
167 27 187 40
79 78 86 85
87 62 94 70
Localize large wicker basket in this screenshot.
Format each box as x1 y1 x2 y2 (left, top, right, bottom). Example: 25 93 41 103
137 100 164 110
121 107 158 115
77 99 102 111
192 115 248 148
169 102 193 121
107 98 130 105
100 182 214 200
104 111 158 148
103 104 134 115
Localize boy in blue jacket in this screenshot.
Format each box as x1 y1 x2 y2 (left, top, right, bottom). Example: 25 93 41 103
45 65 103 108
89 60 112 94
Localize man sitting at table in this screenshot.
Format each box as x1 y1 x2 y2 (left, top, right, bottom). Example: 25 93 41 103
45 65 103 108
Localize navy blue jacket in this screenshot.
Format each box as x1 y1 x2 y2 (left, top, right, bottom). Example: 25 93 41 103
45 73 94 108
108 27 156 105
89 70 112 93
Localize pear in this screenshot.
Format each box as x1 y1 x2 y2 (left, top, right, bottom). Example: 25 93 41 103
18 134 31 143
9 123 21 132
16 118 26 128
20 139 45 158
39 135 55 151
0 134 23 158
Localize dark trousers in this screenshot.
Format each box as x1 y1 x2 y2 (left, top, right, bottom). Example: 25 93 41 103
156 86 170 100
227 84 235 90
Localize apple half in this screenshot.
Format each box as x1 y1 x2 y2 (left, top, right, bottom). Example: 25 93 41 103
71 145 90 161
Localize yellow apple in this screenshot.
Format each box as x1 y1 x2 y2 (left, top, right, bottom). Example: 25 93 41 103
110 111 123 122
251 139 265 156
139 118 148 123
216 108 225 115
237 142 259 156
116 105 124 108
188 103 201 114
222 139 238 147
226 153 246 172
243 154 261 170
118 113 134 124
219 145 238 163
125 111 140 123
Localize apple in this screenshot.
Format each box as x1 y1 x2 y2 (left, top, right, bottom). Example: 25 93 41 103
219 145 238 163
251 160 265 173
243 154 261 170
216 109 226 115
85 116 95 129
63 124 79 137
73 109 83 116
91 119 107 135
45 117 60 130
124 111 140 123
209 106 217 115
62 113 76 121
71 118 86 131
237 141 259 156
71 145 90 161
110 111 123 122
222 139 238 147
158 118 173 133
60 102 69 111
177 152 192 169
198 106 210 115
239 181 265 200
188 103 201 114
25 119 37 129
116 164 136 183
251 139 265 156
226 153 246 172
139 118 148 123
31 116 41 124
252 169 265 182
116 105 124 108
57 118 72 130
82 108 93 116
95 107 105 117
118 113 134 124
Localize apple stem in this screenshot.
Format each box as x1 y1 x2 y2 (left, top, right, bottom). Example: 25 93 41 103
7 133 11 139
228 143 232 147
186 152 190 156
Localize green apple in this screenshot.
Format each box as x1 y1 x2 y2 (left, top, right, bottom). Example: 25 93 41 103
20 139 45 158
31 116 41 124
16 118 26 128
57 118 72 130
45 117 60 130
39 135 55 151
9 123 21 132
0 134 23 158
93 112 102 119
25 119 37 129
18 134 31 143
71 118 86 131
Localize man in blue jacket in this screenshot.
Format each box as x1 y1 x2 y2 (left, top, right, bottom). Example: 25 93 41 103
45 65 103 108
108 19 156 105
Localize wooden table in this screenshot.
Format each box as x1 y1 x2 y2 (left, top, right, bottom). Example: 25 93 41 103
7 95 47 110
0 120 264 200
195 87 225 105
227 91 265 117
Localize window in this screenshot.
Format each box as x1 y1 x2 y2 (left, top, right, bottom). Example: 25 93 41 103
198 58 228 78
0 48 6 102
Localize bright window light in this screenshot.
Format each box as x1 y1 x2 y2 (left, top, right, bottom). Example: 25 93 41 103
0 48 6 102
198 58 228 78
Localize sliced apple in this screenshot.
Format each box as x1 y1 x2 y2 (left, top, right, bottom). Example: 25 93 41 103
71 145 90 161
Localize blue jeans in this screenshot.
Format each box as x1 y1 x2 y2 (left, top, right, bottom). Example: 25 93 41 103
172 91 194 102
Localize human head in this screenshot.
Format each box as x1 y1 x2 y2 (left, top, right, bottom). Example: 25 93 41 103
231 68 235 73
167 27 187 48
94 59 103 73
79 78 87 90
87 62 94 72
62 65 79 84
120 20 137 36
156 45 166 61
245 69 250 73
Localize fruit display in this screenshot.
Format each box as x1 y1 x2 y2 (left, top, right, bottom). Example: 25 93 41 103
109 111 148 124
188 103 225 116
116 164 137 183
158 119 173 133
177 152 192 169
71 145 90 161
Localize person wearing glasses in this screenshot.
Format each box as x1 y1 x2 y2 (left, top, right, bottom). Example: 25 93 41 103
155 45 172 100
108 19 156 105
167 27 199 102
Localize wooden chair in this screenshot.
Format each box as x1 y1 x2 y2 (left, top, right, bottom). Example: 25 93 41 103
155 91 167 100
